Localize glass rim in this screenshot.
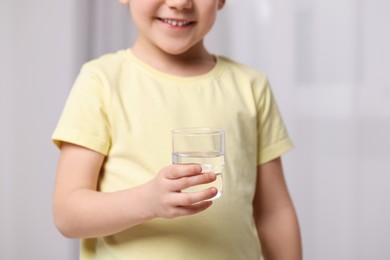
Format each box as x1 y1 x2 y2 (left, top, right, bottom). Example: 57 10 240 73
172 127 224 136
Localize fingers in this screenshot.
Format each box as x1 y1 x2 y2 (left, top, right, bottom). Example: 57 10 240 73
160 165 217 192
162 164 202 179
172 172 217 191
176 200 214 216
177 187 218 205
161 200 214 219
151 165 219 219
163 188 218 218
164 186 218 208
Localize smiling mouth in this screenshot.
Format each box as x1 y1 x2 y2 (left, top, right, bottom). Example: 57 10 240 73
159 18 194 27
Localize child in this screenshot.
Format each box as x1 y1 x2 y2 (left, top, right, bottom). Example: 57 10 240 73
52 0 302 259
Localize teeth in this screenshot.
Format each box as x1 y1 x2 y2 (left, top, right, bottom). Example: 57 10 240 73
163 19 190 27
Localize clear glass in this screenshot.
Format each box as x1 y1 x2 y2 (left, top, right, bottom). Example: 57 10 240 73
172 128 225 200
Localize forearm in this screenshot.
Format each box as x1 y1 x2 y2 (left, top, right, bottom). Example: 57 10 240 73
53 184 154 239
256 205 302 260
53 163 216 239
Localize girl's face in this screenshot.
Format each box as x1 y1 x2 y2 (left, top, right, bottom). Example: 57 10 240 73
120 0 225 57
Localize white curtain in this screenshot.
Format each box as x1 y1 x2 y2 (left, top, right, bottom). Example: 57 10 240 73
1 0 389 259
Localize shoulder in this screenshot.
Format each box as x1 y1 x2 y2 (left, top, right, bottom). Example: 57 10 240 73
217 56 270 92
218 56 267 78
80 49 132 77
69 50 134 99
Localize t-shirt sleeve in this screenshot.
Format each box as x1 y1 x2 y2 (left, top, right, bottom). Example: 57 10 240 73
52 66 111 155
257 78 294 165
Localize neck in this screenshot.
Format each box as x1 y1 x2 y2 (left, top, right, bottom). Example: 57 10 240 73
131 41 216 77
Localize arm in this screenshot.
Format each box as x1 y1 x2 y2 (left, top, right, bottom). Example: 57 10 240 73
253 157 302 260
53 142 218 238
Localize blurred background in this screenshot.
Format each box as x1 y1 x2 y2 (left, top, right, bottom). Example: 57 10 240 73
1 0 389 259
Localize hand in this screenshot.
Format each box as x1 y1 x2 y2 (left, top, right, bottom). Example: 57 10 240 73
145 164 218 219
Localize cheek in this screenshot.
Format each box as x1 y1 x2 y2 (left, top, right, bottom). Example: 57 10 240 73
202 5 219 24
202 13 217 32
130 3 154 21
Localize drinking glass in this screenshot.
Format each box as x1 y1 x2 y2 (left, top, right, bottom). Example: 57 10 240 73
172 128 225 200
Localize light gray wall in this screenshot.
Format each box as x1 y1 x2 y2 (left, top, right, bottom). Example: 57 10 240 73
1 0 389 259
1 1 77 259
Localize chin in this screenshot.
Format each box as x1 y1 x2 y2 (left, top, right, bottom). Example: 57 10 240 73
157 42 201 56
161 47 192 56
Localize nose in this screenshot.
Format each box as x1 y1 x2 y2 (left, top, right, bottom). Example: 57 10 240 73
166 0 193 11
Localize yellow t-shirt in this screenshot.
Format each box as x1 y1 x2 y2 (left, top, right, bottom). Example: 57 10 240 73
52 49 294 260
